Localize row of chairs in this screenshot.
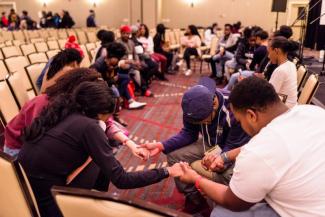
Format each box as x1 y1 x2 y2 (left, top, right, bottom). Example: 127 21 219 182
0 27 103 45
0 151 189 217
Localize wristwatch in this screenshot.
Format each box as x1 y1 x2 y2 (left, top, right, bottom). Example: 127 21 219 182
220 152 231 164
162 167 169 177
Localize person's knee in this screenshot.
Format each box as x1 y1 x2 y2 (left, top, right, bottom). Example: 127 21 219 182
211 206 235 217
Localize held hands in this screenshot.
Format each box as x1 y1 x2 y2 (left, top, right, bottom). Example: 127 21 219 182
179 162 201 184
140 142 164 157
166 162 185 177
201 154 225 172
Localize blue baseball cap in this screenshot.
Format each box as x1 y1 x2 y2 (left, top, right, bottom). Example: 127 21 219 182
182 77 216 123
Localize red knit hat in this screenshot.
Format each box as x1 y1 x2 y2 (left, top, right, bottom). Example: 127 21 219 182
120 25 131 33
65 35 84 57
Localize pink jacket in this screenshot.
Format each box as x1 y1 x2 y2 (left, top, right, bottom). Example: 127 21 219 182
4 94 127 150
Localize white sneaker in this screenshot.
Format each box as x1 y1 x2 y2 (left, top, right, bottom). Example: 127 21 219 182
128 100 147 109
176 60 183 67
185 69 192 76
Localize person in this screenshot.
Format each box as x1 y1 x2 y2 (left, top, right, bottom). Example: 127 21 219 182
223 26 257 81
117 25 156 96
153 23 175 72
225 30 269 91
268 36 297 108
94 30 115 60
8 9 20 30
204 23 218 47
91 42 147 109
64 35 84 57
59 10 75 28
1 12 8 27
40 11 47 28
178 76 325 217
45 11 55 28
141 77 250 214
86 9 96 27
18 81 183 217
209 24 239 81
38 48 83 92
138 23 168 76
20 10 34 30
179 25 201 76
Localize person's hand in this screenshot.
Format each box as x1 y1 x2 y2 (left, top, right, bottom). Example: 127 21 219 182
132 147 150 161
237 75 244 82
166 163 184 177
219 46 225 55
179 162 201 184
140 142 164 157
201 154 217 170
254 73 265 79
209 155 225 172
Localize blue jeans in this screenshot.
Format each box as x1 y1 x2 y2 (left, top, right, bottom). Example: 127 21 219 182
210 51 234 77
224 70 254 91
211 203 280 217
3 145 20 158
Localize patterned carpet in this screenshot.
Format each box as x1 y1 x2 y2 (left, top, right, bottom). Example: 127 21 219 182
108 67 210 211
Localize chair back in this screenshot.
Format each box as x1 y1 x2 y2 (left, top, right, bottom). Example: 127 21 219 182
0 59 9 80
5 56 32 90
6 72 30 108
79 45 91 67
209 37 219 56
20 44 37 56
34 42 49 52
76 31 88 45
25 62 47 94
0 152 40 217
46 49 60 59
28 52 48 64
0 80 19 124
297 65 307 91
47 40 60 50
2 46 21 58
298 74 320 104
52 186 190 217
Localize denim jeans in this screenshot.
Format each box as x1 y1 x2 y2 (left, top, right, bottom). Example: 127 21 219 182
3 145 20 158
210 51 234 77
211 203 280 217
224 70 254 91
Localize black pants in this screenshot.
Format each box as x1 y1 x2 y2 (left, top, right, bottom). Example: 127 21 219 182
160 50 173 70
184 47 199 69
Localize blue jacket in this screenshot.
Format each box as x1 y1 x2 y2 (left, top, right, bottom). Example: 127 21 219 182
162 89 250 154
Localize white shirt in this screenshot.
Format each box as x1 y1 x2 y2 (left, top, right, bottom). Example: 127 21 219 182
230 105 325 217
137 36 154 54
269 61 297 108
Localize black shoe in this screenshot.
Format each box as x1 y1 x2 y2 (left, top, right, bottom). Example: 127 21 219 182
113 115 128 127
183 192 211 215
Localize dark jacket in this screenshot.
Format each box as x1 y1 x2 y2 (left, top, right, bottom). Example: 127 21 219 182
162 89 250 154
86 15 96 27
234 38 255 68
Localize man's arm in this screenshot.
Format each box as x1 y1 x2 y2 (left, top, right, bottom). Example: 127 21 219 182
180 164 255 211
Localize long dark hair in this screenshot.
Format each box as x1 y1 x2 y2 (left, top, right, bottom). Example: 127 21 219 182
188 25 200 38
45 68 101 100
270 36 295 54
140 23 149 38
47 48 82 80
24 81 116 142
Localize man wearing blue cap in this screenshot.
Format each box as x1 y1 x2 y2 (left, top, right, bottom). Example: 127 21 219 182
141 77 250 214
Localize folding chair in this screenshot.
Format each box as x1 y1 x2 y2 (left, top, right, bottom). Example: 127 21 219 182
58 30 68 39
46 49 60 59
52 186 190 217
5 56 32 91
12 30 26 42
0 59 9 80
298 74 320 104
2 31 13 41
28 52 48 64
1 46 21 58
47 40 60 50
25 62 47 95
85 43 96 52
0 80 19 124
20 43 37 56
6 72 31 108
86 31 97 43
34 42 49 53
76 31 88 45
297 65 307 91
0 152 40 217
58 39 67 50
79 45 91 67
200 36 219 73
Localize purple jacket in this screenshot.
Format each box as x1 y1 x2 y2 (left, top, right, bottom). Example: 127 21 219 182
162 89 250 154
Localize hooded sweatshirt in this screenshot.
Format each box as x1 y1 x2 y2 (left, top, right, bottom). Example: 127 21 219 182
162 89 250 154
